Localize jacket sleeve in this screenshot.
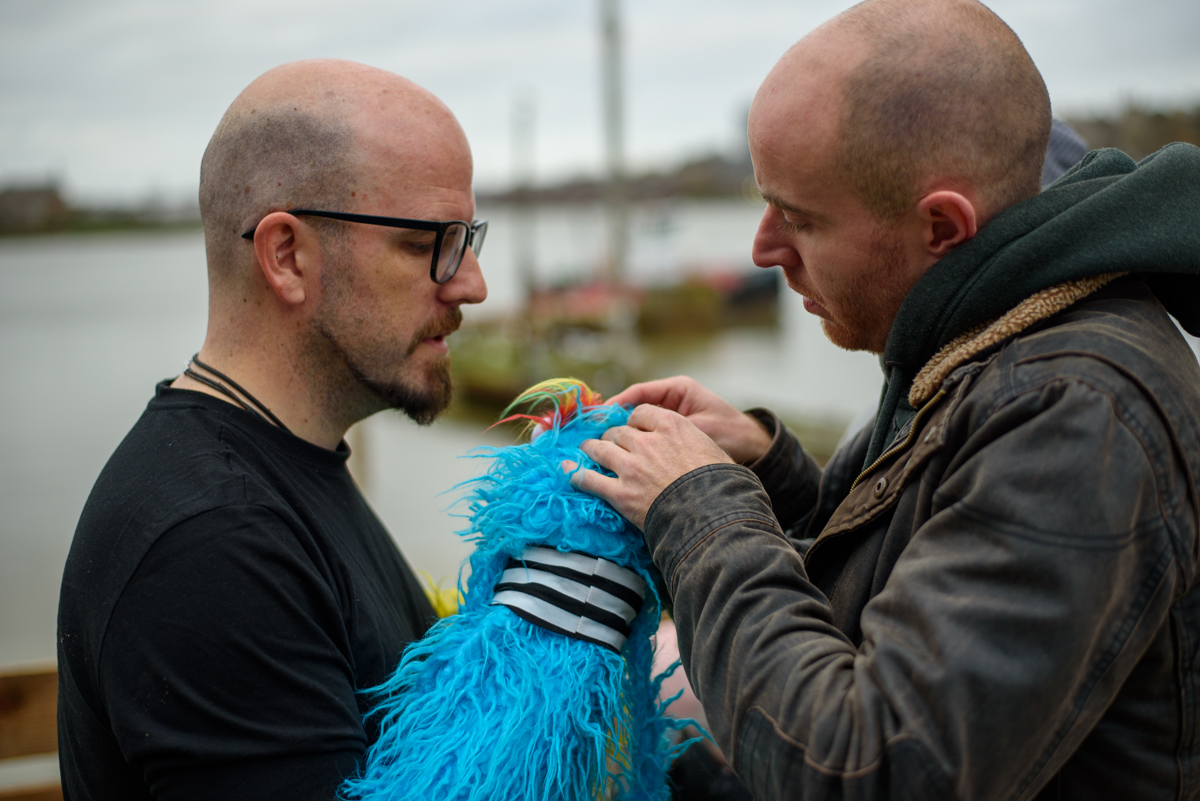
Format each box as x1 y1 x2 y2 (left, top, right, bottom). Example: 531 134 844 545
644 377 1187 800
743 408 824 537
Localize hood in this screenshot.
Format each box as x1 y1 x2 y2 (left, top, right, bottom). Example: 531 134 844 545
864 143 1200 466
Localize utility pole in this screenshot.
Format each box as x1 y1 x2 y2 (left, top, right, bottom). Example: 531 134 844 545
596 0 640 395
599 0 627 286
511 91 537 302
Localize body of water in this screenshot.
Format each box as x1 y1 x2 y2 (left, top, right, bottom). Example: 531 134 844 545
0 199 880 665
10 199 1191 666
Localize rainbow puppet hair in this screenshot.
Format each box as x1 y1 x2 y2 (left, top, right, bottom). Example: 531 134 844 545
340 379 692 801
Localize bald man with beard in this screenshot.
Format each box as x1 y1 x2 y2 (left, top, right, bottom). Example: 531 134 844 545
574 1 1200 798
57 60 487 799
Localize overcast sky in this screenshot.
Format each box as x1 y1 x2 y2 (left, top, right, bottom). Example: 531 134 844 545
2 0 1198 204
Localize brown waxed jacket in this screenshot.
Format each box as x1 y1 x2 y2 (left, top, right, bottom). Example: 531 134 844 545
644 279 1200 800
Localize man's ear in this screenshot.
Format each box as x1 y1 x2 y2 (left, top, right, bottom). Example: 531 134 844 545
917 191 978 257
251 212 320 306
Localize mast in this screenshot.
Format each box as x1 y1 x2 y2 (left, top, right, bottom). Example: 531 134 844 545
595 0 641 393
599 0 627 286
511 91 537 301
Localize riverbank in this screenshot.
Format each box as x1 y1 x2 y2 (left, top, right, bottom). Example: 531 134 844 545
0 225 884 665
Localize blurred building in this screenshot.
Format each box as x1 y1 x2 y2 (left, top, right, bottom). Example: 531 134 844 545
0 184 69 233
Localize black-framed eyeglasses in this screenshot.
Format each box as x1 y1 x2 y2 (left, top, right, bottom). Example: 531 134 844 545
241 209 487 285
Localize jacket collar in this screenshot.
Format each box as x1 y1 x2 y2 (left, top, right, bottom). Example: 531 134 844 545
864 143 1200 467
907 272 1126 407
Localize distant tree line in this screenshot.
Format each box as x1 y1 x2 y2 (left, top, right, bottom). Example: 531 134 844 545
0 184 199 236
1066 103 1200 161
481 101 1200 206
3 102 1197 234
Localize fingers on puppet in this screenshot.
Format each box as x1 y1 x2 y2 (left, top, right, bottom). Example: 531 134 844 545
342 378 697 801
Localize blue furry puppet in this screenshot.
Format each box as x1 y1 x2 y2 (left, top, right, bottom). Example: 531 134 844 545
341 379 690 801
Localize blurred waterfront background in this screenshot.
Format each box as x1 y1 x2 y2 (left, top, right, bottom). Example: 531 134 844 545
3 0 1200 673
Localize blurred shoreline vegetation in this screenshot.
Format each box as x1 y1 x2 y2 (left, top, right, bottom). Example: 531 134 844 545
476 150 757 206
1065 102 1200 160
3 99 1196 237
0 185 200 237
448 269 781 404
445 269 851 465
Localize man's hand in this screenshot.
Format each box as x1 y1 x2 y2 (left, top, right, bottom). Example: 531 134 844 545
608 376 773 465
570 404 734 531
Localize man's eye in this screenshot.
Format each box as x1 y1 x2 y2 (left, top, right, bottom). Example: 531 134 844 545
402 239 436 256
782 217 807 233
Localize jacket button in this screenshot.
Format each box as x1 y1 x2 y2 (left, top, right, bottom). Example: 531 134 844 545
873 477 888 497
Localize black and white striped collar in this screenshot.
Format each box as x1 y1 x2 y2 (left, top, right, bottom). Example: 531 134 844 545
491 546 647 652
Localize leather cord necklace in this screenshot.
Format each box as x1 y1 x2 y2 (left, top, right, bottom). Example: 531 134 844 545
183 354 292 434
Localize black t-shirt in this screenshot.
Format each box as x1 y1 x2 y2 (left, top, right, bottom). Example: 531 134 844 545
58 383 436 800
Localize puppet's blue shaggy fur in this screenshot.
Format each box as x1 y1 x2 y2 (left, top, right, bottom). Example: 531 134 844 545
341 388 688 801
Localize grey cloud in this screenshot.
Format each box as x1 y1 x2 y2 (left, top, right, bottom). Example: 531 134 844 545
1 0 1196 201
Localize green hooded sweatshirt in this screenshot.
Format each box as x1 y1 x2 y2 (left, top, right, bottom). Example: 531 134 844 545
867 143 1200 465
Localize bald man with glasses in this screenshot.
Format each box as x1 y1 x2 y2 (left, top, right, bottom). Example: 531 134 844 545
58 59 487 799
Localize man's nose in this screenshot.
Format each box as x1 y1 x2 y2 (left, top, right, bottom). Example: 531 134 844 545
751 205 793 269
439 248 488 306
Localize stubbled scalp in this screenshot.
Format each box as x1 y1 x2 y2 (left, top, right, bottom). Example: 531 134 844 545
197 58 468 291
199 104 356 284
831 0 1051 220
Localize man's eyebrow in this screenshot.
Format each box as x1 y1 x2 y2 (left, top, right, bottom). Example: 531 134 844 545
760 191 823 222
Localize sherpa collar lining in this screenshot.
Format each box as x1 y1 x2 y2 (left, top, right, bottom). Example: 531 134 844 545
908 272 1128 408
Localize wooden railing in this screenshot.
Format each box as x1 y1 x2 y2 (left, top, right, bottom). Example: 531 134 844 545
0 663 61 801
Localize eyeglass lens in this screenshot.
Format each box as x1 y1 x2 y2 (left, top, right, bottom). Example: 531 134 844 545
471 221 488 257
437 223 469 283
435 221 488 284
